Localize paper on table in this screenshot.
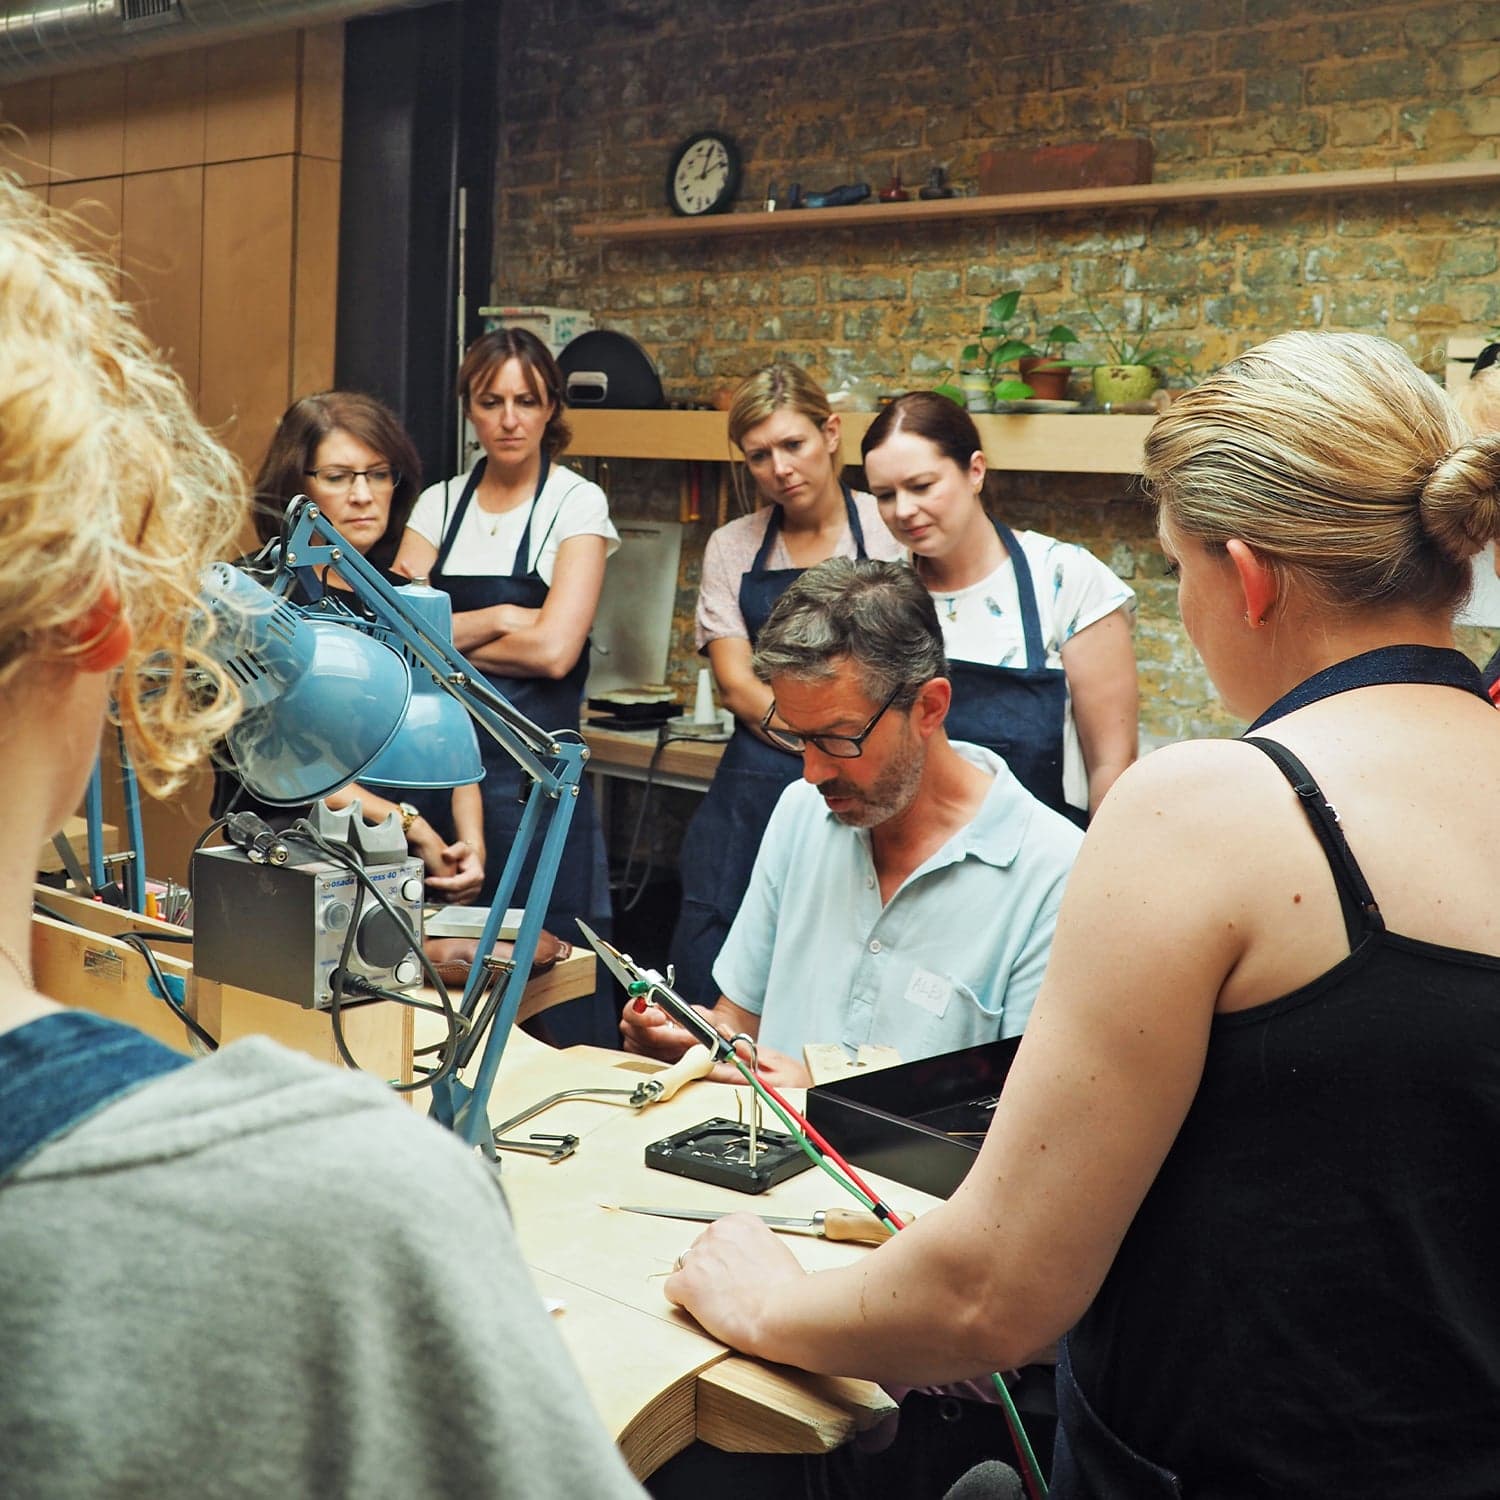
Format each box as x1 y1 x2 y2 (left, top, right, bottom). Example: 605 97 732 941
424 905 524 940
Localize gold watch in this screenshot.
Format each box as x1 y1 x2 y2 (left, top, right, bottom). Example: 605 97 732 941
398 801 420 836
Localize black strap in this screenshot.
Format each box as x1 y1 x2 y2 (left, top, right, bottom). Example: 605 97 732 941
1247 645 1485 730
1243 737 1384 948
0 1011 189 1183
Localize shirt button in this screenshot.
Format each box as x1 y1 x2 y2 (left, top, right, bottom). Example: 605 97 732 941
869 939 881 954
866 876 875 889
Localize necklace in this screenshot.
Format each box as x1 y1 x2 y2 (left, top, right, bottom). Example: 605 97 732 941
0 933 33 989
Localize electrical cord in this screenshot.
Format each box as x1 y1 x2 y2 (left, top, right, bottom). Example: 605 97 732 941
281 821 463 1093
613 727 700 913
111 929 218 1054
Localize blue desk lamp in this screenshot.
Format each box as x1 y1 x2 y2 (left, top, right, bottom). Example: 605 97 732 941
201 497 587 1150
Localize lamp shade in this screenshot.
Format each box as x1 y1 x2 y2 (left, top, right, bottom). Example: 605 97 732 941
358 583 484 790
201 562 412 805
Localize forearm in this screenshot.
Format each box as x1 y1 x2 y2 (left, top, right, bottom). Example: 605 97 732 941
1085 748 1134 813
451 784 485 853
464 625 580 679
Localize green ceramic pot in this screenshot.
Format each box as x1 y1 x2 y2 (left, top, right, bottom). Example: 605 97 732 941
1092 364 1158 406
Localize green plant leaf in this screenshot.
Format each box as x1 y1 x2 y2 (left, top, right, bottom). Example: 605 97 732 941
934 382 965 404
988 289 1021 323
992 377 1034 401
960 343 981 366
990 338 1035 366
1043 324 1079 347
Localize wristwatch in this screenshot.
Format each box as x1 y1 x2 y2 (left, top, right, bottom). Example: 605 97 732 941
398 801 420 836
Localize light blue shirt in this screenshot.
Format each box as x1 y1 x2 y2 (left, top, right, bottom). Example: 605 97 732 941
713 743 1082 1063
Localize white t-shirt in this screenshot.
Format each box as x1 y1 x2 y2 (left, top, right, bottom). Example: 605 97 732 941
928 529 1134 811
407 462 620 585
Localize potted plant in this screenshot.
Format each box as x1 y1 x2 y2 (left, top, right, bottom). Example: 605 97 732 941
1082 299 1191 407
934 290 1040 410
1018 316 1080 401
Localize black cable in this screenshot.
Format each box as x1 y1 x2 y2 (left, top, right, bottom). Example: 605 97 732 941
613 727 700 914
112 929 218 1052
282 822 463 1092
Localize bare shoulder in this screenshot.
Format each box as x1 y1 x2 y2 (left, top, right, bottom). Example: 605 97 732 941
1095 735 1290 830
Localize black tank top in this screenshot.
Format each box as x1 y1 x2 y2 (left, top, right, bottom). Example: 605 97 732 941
1067 738 1500 1498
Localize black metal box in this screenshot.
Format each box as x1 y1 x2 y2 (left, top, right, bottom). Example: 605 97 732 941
804 1037 1023 1200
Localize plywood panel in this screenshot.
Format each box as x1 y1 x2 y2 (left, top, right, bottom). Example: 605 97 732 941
202 32 299 163
121 166 204 399
201 155 294 469
49 175 123 294
292 154 339 397
0 76 52 186
297 23 344 161
124 49 206 174
49 63 125 182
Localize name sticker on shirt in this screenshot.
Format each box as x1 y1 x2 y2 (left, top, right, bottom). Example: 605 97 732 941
903 966 953 1020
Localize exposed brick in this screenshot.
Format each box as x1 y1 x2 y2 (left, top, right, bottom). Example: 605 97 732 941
1212 112 1327 155
1150 36 1216 83
1440 44 1500 89
1243 67 1305 112
823 271 908 302
1124 77 1242 125
912 268 962 299
1304 240 1408 283
1330 104 1394 148
1306 56 1433 106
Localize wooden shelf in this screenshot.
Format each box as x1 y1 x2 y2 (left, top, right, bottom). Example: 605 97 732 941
575 159 1500 243
568 408 1157 474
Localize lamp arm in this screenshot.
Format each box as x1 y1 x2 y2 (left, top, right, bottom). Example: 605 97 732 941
274 498 563 781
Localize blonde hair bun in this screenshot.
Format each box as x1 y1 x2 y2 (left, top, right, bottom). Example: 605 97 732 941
1418 434 1500 564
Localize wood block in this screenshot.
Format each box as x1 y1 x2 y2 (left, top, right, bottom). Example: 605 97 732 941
697 1357 895 1454
803 1042 903 1087
37 818 120 877
979 137 1152 197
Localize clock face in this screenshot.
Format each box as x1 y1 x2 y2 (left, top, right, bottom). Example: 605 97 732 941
668 132 740 217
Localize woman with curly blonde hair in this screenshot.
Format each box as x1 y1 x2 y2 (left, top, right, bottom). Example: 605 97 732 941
0 177 644 1500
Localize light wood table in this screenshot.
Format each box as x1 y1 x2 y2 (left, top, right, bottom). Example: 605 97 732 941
475 1030 943 1478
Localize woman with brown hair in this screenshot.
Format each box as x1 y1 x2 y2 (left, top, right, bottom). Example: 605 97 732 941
667 361 903 1007
862 392 1137 824
213 391 485 903
665 332 1500 1497
397 327 617 1043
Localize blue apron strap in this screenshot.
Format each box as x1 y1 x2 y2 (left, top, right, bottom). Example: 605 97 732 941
1247 644 1487 730
433 460 486 577
842 482 869 558
0 1011 189 1183
992 521 1046 670
510 457 554 579
748 503 784 573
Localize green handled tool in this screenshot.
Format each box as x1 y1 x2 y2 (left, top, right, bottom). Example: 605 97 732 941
610 1203 910 1244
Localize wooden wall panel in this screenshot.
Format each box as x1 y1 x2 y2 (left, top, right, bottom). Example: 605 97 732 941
121 166 205 399
0 77 53 185
298 24 345 162
292 154 339 397
124 50 206 174
49 175 123 293
203 32 299 163
50 63 125 182
201 154 295 468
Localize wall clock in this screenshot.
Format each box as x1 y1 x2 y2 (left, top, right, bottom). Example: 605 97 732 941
667 131 741 217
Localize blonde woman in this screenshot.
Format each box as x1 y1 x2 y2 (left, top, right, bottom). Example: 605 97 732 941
665 333 1500 1497
0 179 644 1498
668 362 903 1005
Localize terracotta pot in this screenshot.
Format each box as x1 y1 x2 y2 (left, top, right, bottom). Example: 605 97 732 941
1092 364 1158 406
1018 356 1072 401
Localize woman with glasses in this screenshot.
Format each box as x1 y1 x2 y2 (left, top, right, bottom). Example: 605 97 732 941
863 391 1138 825
211 391 485 903
668 363 903 1006
396 328 617 1046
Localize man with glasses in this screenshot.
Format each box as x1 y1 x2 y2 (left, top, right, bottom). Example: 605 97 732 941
624 558 1082 1083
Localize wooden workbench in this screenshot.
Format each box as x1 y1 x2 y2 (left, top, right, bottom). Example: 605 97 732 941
479 1030 943 1478
583 722 727 794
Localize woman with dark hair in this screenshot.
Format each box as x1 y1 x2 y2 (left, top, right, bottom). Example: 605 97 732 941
862 392 1137 823
213 392 485 903
396 328 617 1044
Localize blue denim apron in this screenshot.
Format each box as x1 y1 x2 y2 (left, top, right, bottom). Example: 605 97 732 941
430 457 613 1046
942 520 1073 821
0 1011 189 1183
669 485 867 1005
1051 643 1487 1498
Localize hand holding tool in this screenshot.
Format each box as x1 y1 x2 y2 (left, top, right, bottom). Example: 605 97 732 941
610 1203 913 1245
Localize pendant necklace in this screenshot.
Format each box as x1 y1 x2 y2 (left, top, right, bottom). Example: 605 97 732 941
0 933 33 989
939 595 959 623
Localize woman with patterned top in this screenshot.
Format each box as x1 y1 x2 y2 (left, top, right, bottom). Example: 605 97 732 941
863 391 1138 823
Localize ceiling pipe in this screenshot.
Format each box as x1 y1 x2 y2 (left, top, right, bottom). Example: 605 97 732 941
0 0 426 83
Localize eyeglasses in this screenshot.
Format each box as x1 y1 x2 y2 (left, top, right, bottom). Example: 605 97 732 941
760 684 904 758
303 466 399 494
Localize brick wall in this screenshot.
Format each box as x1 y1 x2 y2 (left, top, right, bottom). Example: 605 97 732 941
494 0 1500 741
